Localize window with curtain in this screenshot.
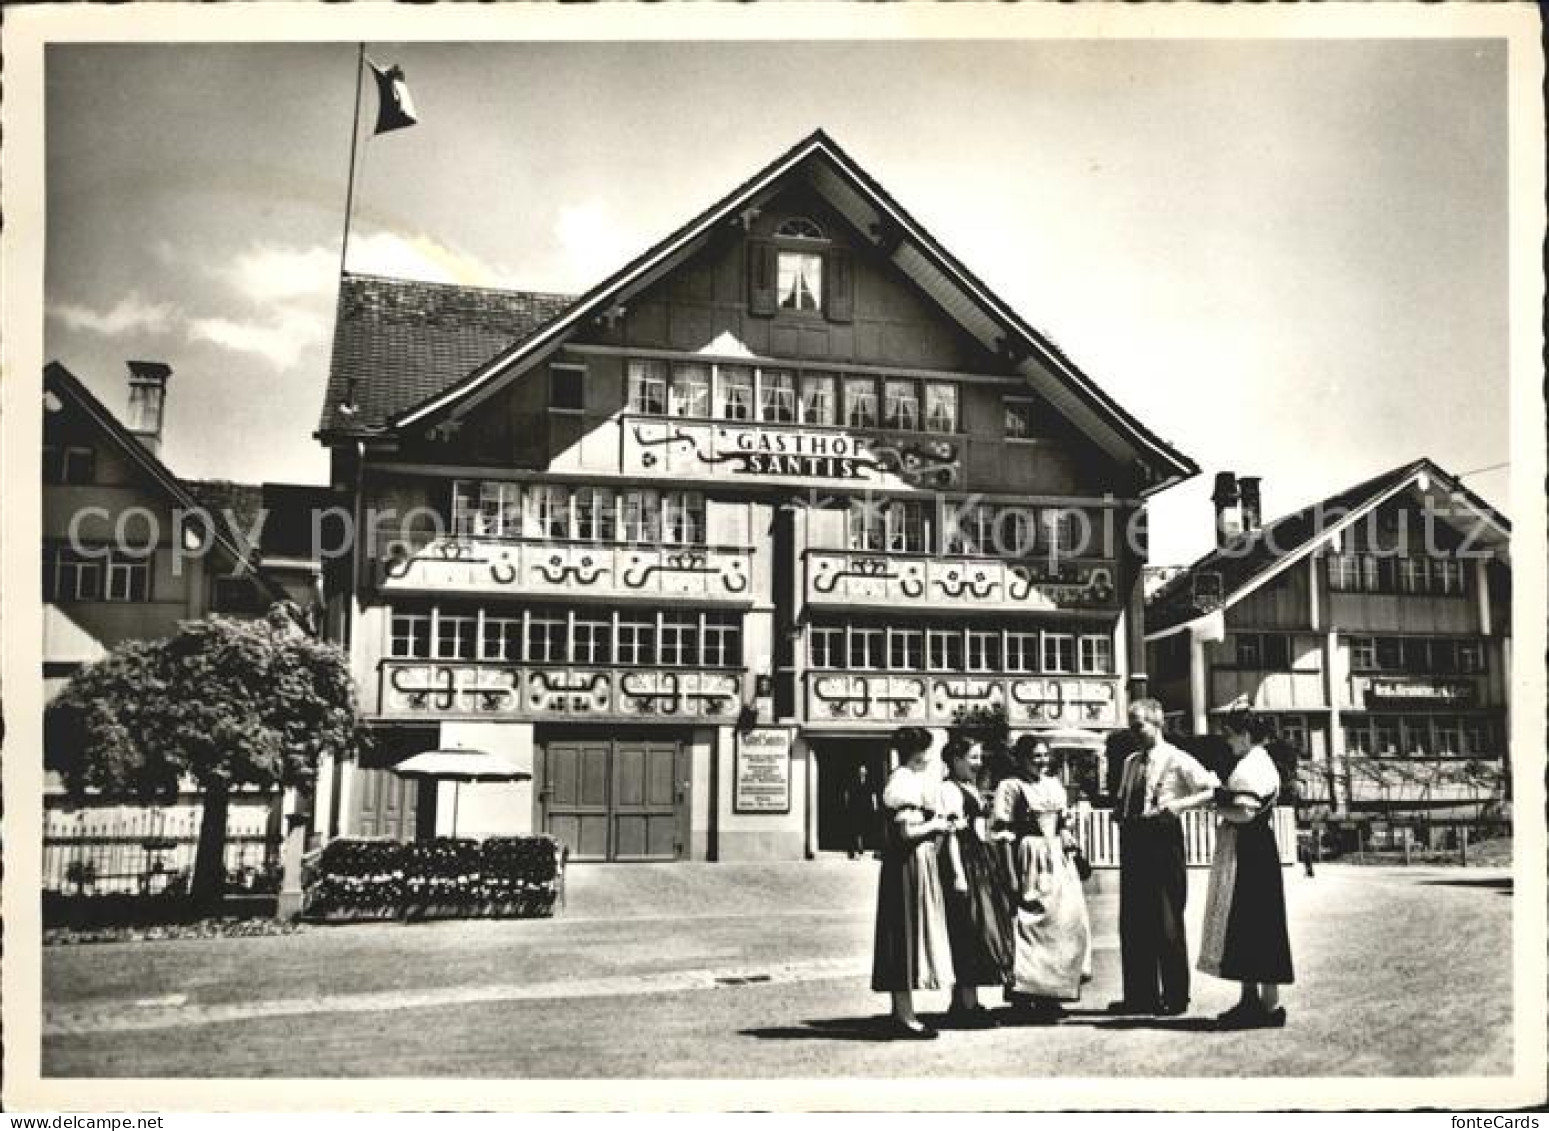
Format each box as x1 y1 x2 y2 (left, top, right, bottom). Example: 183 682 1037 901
883 380 920 431
670 363 711 418
626 359 668 415
760 369 797 423
847 498 886 551
662 492 706 545
843 377 878 429
924 383 957 432
801 373 836 425
777 251 823 311
718 365 755 421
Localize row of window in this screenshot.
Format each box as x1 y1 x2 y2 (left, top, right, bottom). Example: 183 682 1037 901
852 499 1081 556
1228 632 1488 674
445 482 1094 560
1326 553 1468 596
625 359 961 434
1349 635 1487 675
1344 715 1495 759
451 483 708 544
389 607 743 668
808 622 1114 675
43 544 151 603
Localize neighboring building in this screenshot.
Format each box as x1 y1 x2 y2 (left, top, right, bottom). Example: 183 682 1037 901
1145 461 1510 823
315 131 1197 860
41 361 308 892
42 360 286 701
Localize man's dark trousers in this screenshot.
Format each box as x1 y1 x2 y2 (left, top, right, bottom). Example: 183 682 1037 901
1118 813 1190 1011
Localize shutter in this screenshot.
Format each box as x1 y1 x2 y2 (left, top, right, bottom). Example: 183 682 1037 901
747 239 776 317
824 248 853 323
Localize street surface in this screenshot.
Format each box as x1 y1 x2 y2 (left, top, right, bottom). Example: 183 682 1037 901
42 861 1512 1079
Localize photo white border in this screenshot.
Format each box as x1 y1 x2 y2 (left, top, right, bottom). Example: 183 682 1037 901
3 1 1544 1112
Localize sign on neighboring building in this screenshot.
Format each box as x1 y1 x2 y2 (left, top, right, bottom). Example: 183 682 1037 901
1362 678 1477 707
734 726 795 814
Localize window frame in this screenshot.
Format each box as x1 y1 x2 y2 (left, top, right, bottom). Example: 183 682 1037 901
548 363 586 414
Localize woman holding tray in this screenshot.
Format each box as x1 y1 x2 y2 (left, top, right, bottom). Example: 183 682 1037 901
871 726 955 1039
1198 701 1295 1029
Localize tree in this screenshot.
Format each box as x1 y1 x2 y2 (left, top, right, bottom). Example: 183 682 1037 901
45 607 365 907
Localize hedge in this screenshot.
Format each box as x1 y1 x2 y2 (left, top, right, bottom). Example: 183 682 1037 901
301 835 564 923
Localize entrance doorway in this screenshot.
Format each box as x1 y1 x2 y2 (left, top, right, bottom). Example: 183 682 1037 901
537 734 688 862
813 738 892 853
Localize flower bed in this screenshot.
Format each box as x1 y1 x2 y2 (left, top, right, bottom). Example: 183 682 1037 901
302 835 564 923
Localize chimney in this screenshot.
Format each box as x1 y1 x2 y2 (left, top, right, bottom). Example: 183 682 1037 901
125 361 171 456
1238 476 1263 533
1211 470 1243 548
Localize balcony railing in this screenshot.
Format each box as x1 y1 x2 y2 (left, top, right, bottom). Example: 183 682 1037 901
373 535 753 604
379 660 744 722
804 549 1120 613
803 670 1121 728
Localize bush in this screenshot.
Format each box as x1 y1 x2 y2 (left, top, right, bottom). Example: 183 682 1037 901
302 837 404 921
481 835 563 918
302 835 564 922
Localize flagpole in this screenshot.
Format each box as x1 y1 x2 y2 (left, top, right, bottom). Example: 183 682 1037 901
338 43 366 280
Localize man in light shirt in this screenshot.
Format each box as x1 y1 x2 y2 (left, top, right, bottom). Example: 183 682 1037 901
1109 698 1220 1016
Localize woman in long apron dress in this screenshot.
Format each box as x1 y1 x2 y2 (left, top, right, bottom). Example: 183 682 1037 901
1199 705 1295 1029
871 726 955 1039
937 737 1015 1026
993 739 1092 1022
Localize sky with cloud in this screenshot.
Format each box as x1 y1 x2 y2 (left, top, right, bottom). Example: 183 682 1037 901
43 37 1510 565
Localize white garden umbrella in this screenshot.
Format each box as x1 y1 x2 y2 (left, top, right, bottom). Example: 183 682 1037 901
390 749 531 837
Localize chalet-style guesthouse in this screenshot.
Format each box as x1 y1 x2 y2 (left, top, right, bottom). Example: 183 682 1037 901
315 131 1197 861
1145 461 1511 826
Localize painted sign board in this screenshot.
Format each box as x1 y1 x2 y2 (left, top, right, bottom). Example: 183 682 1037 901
734 726 795 814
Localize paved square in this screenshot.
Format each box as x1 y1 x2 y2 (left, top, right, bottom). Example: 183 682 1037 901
42 863 1512 1078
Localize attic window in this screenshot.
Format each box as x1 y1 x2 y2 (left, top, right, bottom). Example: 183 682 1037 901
1004 398 1042 441
777 251 822 312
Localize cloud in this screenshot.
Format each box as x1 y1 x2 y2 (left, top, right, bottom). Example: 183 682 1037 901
185 309 326 370
554 200 633 283
220 244 339 304
347 230 521 289
49 293 175 337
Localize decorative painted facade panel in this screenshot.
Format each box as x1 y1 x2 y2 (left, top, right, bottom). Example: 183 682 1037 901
805 550 1119 612
381 661 742 721
805 672 1120 728
376 538 753 603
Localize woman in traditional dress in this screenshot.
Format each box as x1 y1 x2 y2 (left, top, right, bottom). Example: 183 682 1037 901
937 736 1015 1026
1198 704 1295 1029
871 726 955 1039
992 738 1093 1022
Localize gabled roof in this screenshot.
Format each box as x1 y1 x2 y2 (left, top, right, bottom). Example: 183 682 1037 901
317 274 575 436
324 129 1196 493
44 361 286 603
180 480 342 565
1145 458 1511 636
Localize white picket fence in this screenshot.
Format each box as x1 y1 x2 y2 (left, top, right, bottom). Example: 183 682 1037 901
1070 807 1297 868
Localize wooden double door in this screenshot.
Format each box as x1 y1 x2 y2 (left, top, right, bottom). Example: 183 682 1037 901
538 734 689 862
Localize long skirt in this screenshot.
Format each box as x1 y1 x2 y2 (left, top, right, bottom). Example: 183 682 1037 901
1198 818 1295 984
872 835 955 992
941 831 1015 986
1009 836 1092 1001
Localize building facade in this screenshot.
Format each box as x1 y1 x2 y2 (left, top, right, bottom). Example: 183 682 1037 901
1145 462 1511 823
315 132 1196 860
